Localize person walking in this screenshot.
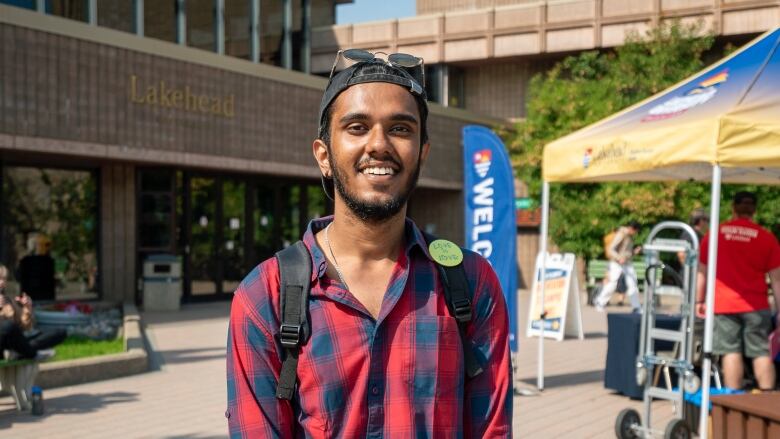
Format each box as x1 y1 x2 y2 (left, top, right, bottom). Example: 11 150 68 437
696 191 780 391
226 51 512 437
595 221 642 312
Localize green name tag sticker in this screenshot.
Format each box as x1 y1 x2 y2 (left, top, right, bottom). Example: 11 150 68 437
428 239 463 267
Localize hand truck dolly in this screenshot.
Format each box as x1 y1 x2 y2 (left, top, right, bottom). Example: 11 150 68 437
615 221 715 439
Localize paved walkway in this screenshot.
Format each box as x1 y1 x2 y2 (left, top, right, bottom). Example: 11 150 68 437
512 289 675 437
0 291 679 438
0 302 232 438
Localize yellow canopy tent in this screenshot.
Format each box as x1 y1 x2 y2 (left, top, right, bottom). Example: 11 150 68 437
535 27 780 437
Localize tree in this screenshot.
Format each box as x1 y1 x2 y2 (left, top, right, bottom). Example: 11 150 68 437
3 168 97 285
502 22 780 260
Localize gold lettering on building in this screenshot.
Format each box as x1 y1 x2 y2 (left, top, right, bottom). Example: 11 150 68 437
129 75 235 118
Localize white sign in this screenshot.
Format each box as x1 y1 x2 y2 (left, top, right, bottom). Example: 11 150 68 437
526 252 584 341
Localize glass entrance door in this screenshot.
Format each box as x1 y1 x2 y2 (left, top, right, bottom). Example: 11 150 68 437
184 174 247 299
180 174 329 301
221 179 246 294
187 176 219 297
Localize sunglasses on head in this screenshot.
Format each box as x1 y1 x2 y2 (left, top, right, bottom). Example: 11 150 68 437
328 49 426 89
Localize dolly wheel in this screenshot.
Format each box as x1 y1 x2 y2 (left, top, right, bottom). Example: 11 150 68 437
615 408 640 439
664 418 691 439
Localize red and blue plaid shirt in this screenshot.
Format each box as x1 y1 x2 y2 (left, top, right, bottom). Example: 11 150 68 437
227 216 512 438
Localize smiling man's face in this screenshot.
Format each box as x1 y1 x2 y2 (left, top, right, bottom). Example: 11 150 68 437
315 82 430 222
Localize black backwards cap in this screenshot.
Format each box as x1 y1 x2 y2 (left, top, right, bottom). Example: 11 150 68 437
317 60 429 200
319 61 428 129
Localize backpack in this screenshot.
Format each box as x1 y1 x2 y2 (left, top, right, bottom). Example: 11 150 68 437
274 234 483 401
603 230 617 258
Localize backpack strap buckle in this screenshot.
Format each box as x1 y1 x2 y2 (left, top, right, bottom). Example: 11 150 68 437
451 298 472 323
279 323 302 348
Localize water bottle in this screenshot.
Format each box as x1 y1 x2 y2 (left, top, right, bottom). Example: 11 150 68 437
31 386 44 415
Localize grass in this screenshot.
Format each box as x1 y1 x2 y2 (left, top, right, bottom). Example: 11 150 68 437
50 336 124 362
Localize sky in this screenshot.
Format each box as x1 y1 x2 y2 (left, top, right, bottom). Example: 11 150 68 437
336 0 417 25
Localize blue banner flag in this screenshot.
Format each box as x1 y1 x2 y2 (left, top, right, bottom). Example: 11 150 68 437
463 125 518 352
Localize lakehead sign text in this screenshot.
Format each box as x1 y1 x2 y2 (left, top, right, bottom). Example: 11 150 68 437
129 75 235 118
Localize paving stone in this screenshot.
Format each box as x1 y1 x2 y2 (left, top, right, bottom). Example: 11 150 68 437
0 292 682 438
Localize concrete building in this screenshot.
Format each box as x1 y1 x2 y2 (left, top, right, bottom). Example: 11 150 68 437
0 2 498 305
309 0 780 286
312 0 780 121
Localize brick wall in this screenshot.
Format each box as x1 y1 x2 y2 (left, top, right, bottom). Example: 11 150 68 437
0 22 469 187
417 0 540 15
462 58 559 120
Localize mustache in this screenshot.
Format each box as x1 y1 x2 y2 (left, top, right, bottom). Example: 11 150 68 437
354 156 403 172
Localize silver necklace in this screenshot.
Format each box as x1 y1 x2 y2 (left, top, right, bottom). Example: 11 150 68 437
324 223 349 290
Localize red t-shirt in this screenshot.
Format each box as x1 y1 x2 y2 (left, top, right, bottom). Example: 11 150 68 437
700 218 780 313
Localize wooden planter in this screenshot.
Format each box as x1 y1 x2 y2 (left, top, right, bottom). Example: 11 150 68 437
711 392 780 439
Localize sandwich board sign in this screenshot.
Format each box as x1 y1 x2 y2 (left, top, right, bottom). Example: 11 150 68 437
526 252 584 341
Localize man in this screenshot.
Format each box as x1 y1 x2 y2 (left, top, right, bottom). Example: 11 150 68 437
696 191 780 391
595 221 642 313
677 208 709 266
18 234 56 301
226 52 512 437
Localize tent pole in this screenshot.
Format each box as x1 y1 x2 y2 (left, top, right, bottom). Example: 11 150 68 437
699 164 721 439
537 181 550 391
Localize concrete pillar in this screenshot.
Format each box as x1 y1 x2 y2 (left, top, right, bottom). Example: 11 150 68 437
100 164 137 304
87 0 97 24
133 0 144 36
282 0 292 69
215 0 225 54
176 0 187 45
250 0 260 62
301 0 311 73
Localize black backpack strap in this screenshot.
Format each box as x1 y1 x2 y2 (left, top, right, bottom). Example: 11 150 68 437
274 241 312 401
422 232 483 379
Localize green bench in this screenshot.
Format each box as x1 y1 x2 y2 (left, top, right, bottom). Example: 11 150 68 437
586 259 648 304
587 259 648 286
0 354 40 411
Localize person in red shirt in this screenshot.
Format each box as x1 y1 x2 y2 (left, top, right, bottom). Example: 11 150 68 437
696 191 780 390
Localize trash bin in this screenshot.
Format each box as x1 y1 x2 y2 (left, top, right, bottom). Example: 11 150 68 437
683 387 744 433
142 254 182 311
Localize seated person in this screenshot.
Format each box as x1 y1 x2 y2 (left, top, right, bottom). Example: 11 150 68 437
0 264 65 360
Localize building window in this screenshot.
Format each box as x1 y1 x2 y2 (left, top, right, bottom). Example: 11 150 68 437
187 0 217 51
225 0 251 60
448 65 466 108
45 0 89 22
1 0 36 10
138 169 176 251
425 64 443 105
1 166 99 301
145 0 177 43
259 0 284 66
97 0 134 33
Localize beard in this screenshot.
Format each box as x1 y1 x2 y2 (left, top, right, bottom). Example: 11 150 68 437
329 148 421 223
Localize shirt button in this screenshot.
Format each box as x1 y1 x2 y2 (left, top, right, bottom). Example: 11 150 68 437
371 386 380 396
224 410 231 419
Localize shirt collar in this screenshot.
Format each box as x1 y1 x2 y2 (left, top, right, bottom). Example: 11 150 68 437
302 216 331 282
301 215 434 282
403 217 434 261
